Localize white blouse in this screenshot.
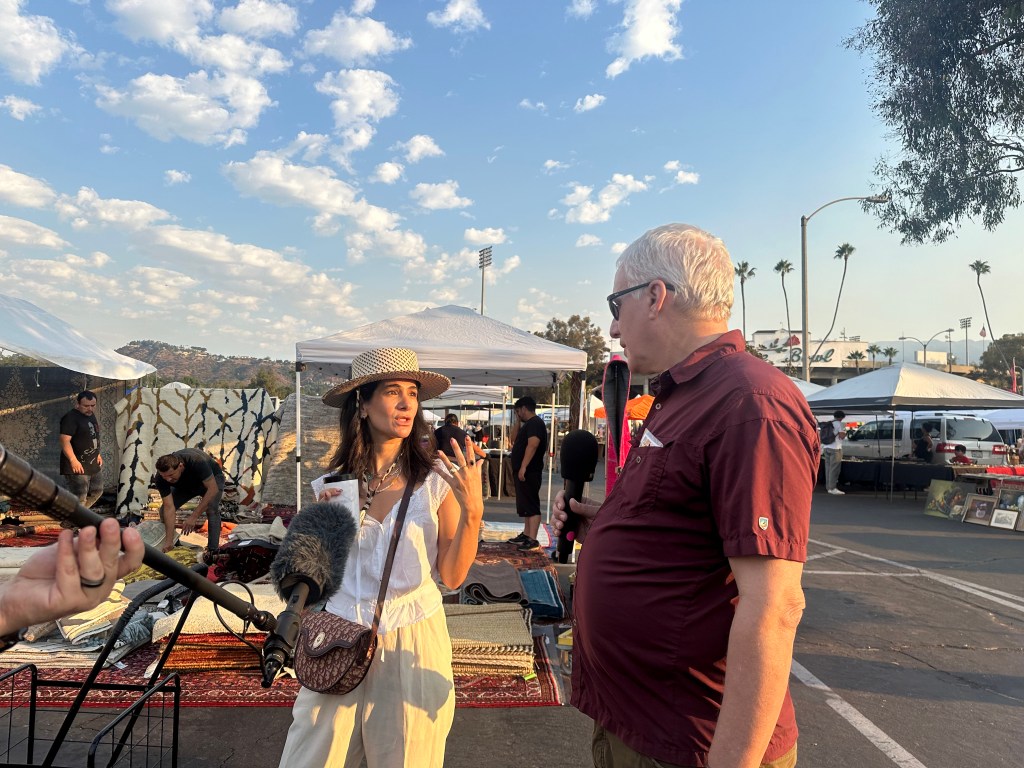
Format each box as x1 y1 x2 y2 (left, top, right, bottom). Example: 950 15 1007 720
324 465 451 634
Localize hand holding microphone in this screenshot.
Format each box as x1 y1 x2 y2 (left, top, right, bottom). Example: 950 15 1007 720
555 429 600 564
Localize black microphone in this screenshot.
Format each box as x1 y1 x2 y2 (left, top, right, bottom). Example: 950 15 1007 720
557 429 599 564
0 443 276 631
262 501 358 685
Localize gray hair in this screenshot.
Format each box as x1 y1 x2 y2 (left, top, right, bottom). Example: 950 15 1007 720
615 223 734 322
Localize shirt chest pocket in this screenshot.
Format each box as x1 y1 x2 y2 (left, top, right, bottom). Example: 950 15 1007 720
615 440 676 518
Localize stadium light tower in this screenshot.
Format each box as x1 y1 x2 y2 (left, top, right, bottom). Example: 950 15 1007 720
959 317 971 366
478 246 493 316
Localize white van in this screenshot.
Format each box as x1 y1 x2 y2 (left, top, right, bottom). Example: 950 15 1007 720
843 412 1007 465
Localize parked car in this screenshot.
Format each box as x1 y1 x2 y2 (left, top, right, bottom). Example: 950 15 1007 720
843 412 1007 465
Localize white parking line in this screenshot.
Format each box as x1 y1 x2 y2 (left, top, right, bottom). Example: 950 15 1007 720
803 571 928 576
807 537 1024 614
791 660 929 768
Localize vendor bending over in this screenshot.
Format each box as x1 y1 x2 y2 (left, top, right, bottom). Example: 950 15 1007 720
155 449 224 553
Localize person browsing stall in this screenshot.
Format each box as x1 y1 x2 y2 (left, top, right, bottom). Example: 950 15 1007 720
277 347 483 768
822 410 847 496
154 449 225 553
552 223 817 768
59 390 104 509
507 396 548 552
1 519 144 652
948 444 976 465
434 413 486 462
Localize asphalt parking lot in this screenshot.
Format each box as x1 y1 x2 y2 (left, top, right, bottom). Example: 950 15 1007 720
19 485 1023 768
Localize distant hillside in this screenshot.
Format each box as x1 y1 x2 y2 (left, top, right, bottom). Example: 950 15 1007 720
116 340 336 398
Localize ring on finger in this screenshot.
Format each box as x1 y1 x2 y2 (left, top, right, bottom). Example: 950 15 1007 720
80 575 105 589
451 465 462 473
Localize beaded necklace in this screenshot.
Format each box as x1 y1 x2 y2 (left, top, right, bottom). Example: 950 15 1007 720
359 457 401 522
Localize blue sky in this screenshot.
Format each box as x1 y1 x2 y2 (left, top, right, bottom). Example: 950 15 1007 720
0 0 1021 363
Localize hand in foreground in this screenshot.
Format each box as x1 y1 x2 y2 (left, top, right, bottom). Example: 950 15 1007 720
0 518 144 635
437 437 485 522
551 489 602 544
181 512 201 535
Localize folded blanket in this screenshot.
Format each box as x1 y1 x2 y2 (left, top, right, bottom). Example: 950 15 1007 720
520 568 565 620
460 562 527 606
57 582 130 645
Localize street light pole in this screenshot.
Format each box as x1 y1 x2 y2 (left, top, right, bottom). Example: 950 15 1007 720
800 194 889 381
478 246 492 316
959 317 971 367
899 328 955 368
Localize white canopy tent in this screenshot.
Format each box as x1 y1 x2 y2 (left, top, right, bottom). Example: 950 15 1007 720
0 293 155 380
788 376 825 398
804 363 1024 412
294 305 587 508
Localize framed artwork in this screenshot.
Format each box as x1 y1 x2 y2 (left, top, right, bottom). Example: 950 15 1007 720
923 480 973 520
995 489 1024 512
961 494 996 526
990 508 1019 530
1017 510 1024 532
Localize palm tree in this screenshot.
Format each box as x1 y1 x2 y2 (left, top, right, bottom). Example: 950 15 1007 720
774 259 794 372
734 261 756 343
882 346 899 365
969 260 1011 374
847 350 865 373
866 344 881 369
811 243 855 359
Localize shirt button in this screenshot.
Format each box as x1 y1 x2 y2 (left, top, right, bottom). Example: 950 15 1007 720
635 456 642 464
655 403 662 410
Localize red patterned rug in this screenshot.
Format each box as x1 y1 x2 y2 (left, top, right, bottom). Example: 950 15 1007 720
0 526 61 546
474 542 553 570
0 637 561 709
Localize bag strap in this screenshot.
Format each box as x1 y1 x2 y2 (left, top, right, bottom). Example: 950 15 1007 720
369 478 415 636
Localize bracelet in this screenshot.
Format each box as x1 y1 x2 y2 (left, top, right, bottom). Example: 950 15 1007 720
0 629 25 653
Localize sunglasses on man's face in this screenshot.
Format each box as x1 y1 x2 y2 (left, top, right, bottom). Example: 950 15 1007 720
606 280 676 321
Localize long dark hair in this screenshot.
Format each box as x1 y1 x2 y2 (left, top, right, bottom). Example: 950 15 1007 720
327 380 435 485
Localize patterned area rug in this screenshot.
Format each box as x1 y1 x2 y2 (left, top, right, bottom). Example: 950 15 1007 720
474 541 553 570
0 636 561 709
0 527 60 547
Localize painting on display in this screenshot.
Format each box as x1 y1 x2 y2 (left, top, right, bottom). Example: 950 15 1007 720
995 489 1024 512
961 494 997 526
923 480 973 520
989 508 1019 530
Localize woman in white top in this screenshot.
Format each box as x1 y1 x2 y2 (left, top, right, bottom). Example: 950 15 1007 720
278 348 483 768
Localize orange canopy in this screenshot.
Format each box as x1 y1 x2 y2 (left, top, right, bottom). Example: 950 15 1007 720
594 395 653 421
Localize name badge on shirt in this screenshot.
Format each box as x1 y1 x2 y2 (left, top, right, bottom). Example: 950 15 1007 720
639 429 663 448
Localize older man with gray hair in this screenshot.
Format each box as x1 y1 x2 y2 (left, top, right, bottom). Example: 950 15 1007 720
553 223 819 768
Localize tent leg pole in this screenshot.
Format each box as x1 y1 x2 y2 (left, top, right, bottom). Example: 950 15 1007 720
546 378 556 526
497 389 506 502
295 364 303 512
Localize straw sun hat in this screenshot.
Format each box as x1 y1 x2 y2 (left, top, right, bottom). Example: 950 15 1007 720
322 348 451 408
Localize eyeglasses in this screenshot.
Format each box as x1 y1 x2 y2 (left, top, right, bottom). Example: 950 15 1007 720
606 280 676 320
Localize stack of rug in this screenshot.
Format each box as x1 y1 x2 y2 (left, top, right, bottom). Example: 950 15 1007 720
444 603 535 676
459 561 527 606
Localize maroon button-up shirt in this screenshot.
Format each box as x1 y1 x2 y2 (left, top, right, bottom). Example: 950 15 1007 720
572 330 818 766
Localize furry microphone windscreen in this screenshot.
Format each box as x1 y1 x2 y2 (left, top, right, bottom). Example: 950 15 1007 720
270 502 358 604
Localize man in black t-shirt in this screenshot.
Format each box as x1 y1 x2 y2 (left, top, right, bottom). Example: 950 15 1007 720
508 396 548 551
435 414 487 460
154 449 225 553
59 391 104 509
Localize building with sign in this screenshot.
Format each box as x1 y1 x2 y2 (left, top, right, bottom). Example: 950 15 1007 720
751 329 871 385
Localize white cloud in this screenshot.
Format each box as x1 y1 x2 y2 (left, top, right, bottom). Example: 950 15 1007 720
543 159 568 174
351 0 376 14
567 0 597 19
107 0 214 45
315 69 399 129
218 0 299 38
0 164 56 208
611 242 628 255
369 161 403 184
464 227 506 245
427 0 490 33
561 173 648 224
95 71 273 147
165 169 192 185
179 34 291 76
575 233 602 247
519 98 547 112
410 180 473 210
304 10 411 66
0 214 68 248
0 1 74 84
55 187 174 231
674 169 699 185
664 159 680 171
606 0 683 78
574 93 606 112
1 94 41 120
397 134 444 163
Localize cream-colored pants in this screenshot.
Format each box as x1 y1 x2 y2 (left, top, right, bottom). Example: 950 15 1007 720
278 608 455 768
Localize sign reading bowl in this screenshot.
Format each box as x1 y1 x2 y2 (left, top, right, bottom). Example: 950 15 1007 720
751 331 869 370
